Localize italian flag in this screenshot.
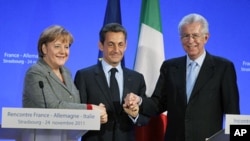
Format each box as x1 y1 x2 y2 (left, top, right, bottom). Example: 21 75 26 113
134 0 167 140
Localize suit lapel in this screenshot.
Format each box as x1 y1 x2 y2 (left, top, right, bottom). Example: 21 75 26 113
38 59 73 95
122 68 131 101
118 68 134 114
173 57 188 105
94 63 116 111
48 68 73 94
189 53 215 101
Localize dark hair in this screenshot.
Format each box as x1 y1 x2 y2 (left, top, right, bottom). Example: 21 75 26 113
99 23 127 44
37 25 73 58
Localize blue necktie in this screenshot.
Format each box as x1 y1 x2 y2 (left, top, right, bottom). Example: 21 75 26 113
186 61 197 102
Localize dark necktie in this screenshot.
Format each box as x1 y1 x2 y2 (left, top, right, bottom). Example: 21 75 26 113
110 68 120 110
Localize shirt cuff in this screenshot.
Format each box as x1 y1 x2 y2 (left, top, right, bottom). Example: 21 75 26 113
128 115 139 124
138 96 142 106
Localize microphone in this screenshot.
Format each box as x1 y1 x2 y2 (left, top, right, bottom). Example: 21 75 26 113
39 81 47 108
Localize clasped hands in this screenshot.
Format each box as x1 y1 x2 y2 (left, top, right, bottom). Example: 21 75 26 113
123 93 141 118
93 93 140 124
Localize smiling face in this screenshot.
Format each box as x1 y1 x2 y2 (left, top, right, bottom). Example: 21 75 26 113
99 31 127 67
42 37 70 70
180 22 209 60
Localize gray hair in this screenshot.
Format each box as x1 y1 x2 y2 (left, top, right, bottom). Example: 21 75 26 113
178 13 209 34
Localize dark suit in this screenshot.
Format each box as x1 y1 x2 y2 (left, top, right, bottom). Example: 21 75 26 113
142 52 240 141
74 62 148 141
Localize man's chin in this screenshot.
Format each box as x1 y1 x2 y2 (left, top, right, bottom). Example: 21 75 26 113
111 61 120 66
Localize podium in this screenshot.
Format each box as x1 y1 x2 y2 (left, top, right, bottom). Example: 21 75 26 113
1 107 100 141
206 114 250 141
0 124 87 141
205 129 229 141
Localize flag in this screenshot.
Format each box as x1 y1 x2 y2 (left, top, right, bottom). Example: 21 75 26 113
98 0 125 66
134 0 167 140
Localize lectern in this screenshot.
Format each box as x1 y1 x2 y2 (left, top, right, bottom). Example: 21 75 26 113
205 129 229 141
1 107 100 141
0 125 87 141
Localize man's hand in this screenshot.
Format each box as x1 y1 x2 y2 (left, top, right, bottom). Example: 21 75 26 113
92 103 108 124
124 93 141 108
123 103 139 118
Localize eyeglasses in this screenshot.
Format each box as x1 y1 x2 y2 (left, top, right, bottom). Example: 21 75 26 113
181 33 203 40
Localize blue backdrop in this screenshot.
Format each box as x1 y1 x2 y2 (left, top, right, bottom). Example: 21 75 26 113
1 0 250 135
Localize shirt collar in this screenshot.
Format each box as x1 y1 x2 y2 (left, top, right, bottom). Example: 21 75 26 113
101 60 122 74
186 51 206 67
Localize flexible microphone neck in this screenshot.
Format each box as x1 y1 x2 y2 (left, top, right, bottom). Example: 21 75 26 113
39 81 47 108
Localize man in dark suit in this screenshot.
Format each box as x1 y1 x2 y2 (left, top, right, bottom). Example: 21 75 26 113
124 13 240 141
74 23 148 141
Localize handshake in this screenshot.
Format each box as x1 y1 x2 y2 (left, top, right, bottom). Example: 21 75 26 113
93 93 141 124
123 93 141 118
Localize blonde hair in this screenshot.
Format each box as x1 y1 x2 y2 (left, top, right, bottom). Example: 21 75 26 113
37 25 73 58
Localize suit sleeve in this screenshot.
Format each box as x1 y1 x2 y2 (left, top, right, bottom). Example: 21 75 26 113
135 73 152 126
74 70 88 103
140 61 168 117
221 61 240 114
